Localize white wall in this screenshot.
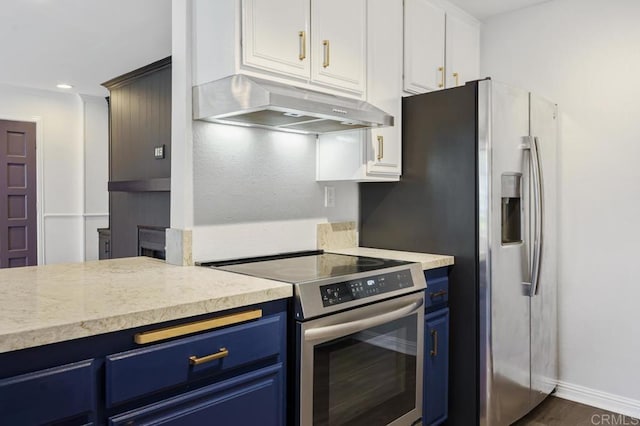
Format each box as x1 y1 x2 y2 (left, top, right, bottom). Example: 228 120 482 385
0 85 108 265
191 122 359 262
81 96 109 261
482 0 640 415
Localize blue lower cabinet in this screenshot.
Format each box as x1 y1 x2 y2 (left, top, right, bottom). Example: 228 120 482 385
108 363 284 426
423 307 449 426
0 359 97 425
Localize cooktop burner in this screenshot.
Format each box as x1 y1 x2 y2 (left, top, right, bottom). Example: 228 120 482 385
201 251 410 283
199 250 426 320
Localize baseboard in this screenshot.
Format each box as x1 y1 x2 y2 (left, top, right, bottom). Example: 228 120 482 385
555 380 640 419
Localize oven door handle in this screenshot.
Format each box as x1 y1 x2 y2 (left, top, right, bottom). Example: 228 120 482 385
303 298 424 342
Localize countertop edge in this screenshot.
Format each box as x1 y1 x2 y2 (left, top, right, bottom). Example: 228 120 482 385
0 286 292 354
325 247 454 270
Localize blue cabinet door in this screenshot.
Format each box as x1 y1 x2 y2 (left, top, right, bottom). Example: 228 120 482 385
109 363 285 426
0 359 97 425
424 308 449 426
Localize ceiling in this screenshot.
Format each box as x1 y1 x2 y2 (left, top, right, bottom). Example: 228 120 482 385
0 0 171 97
446 0 551 20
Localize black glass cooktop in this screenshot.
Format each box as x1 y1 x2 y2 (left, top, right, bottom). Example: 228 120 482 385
200 251 412 284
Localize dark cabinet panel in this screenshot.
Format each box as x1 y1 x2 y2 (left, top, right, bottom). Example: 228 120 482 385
110 192 169 258
424 267 450 426
102 57 171 259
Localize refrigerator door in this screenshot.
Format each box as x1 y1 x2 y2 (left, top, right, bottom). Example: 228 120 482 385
479 81 532 426
529 93 558 407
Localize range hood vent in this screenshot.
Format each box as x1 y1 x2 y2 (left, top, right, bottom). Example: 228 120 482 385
193 75 393 134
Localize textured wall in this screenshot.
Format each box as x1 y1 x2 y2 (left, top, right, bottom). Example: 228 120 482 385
191 122 359 261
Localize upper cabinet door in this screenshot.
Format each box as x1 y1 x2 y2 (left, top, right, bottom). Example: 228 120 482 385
445 13 480 88
242 0 310 80
404 0 445 94
311 0 366 95
367 0 402 177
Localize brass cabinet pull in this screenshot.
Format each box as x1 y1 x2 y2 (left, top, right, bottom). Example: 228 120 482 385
189 347 229 366
430 290 447 299
322 40 330 68
453 72 459 86
377 135 384 161
298 31 306 60
430 330 438 356
438 66 445 88
134 309 263 344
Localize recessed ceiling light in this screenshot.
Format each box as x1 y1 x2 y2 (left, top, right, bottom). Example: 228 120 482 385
56 83 73 89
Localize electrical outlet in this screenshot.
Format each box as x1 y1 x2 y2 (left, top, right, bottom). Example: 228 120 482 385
324 186 335 208
154 145 165 159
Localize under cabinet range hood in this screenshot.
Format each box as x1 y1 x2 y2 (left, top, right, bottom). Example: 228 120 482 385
192 74 393 134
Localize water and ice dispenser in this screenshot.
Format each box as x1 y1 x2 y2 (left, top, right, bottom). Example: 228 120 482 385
501 173 522 244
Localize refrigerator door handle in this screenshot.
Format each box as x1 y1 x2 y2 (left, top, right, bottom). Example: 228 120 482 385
529 136 544 297
521 136 543 297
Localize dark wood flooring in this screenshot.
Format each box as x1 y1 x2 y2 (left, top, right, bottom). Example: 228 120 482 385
514 396 637 425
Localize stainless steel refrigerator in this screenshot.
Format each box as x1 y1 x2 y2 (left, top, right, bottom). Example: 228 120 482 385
359 79 558 426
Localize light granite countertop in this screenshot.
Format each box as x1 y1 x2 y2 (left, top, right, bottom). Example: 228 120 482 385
0 257 291 354
326 247 454 270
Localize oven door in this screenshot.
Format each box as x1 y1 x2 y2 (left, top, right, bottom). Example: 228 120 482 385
298 292 424 426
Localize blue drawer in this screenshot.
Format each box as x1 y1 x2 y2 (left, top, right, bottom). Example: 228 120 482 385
425 268 449 311
0 359 96 425
105 312 284 408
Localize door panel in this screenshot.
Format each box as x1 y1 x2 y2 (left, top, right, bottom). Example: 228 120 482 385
483 82 531 426
311 0 366 94
403 0 445 93
0 120 37 268
529 93 558 407
242 0 310 79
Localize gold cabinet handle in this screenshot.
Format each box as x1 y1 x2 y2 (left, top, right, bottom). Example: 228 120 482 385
430 290 448 299
377 135 384 161
298 31 306 60
453 72 459 86
189 347 229 366
322 40 330 68
438 67 445 88
134 309 262 344
430 330 438 356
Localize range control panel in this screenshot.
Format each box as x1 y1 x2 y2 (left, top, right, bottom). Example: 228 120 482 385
320 269 414 307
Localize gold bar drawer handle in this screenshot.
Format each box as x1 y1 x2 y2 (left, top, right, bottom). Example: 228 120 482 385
322 40 330 68
430 330 438 357
189 347 229 366
134 309 262 345
430 290 448 299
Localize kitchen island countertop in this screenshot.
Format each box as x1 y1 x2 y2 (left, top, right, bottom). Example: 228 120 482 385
0 257 291 353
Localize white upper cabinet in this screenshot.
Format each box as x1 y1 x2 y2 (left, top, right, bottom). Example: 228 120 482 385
366 0 402 177
445 13 480 88
239 0 366 96
316 0 402 181
403 0 479 94
404 0 446 93
310 0 366 94
242 0 310 80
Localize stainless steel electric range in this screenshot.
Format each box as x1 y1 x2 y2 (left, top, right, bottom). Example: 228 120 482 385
200 250 426 426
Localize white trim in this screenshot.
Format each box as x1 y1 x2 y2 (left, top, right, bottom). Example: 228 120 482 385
42 213 108 219
83 213 109 218
555 380 640 419
0 113 45 265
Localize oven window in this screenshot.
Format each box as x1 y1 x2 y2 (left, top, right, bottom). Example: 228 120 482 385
312 314 418 426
